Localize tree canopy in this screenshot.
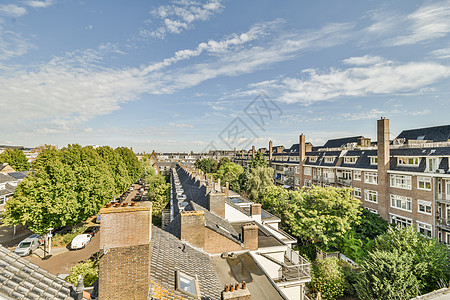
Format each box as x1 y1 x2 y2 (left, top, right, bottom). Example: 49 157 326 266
3 145 136 234
0 148 29 171
115 147 142 181
214 162 243 192
245 165 274 201
194 158 218 174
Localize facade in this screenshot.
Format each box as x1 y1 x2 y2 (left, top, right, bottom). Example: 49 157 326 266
232 119 450 244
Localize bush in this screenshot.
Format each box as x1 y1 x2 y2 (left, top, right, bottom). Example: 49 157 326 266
51 224 87 248
295 244 317 262
310 257 345 300
342 265 358 297
66 259 99 286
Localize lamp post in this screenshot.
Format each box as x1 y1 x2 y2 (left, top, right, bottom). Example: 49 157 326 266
46 228 53 258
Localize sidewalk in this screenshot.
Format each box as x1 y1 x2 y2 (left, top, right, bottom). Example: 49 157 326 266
31 246 69 259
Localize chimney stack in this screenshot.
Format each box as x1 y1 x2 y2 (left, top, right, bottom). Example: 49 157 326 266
180 211 206 248
242 223 258 251
98 202 152 299
377 118 390 220
250 203 261 223
269 140 273 165
222 282 251 300
299 134 306 188
208 192 226 218
252 145 255 159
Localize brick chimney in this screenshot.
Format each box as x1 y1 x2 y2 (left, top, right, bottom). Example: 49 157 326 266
250 203 261 223
299 134 306 188
377 118 390 220
252 145 255 159
242 223 258 251
98 202 152 300
208 192 226 218
180 210 206 248
269 140 273 165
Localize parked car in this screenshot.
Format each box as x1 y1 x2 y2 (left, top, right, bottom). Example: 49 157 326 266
84 226 100 236
71 234 92 250
129 186 134 191
14 234 44 256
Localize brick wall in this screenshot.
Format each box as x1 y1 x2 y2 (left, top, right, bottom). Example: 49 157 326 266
180 211 206 249
203 227 243 254
208 193 226 218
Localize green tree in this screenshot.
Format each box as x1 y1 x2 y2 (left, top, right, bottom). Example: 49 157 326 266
144 173 170 225
372 226 450 294
248 152 267 168
260 185 290 224
0 148 29 171
353 208 389 241
194 158 218 174
355 249 421 300
285 186 361 247
214 162 243 192
66 259 99 287
96 146 131 195
245 166 274 201
3 148 78 233
115 147 143 181
310 257 345 300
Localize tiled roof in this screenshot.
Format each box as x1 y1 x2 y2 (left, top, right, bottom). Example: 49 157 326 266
7 172 29 180
150 226 222 300
175 166 208 209
0 173 17 184
0 245 75 299
396 125 450 142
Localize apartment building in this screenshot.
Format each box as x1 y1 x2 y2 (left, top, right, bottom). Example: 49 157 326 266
233 119 450 244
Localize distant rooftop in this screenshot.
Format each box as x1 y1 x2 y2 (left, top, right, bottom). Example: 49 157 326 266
396 124 450 142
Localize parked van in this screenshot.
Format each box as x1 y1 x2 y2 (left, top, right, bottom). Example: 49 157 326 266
14 234 44 256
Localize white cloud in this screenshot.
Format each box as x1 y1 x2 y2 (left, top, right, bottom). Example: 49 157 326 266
146 0 224 38
24 0 55 8
343 55 386 66
0 26 35 60
430 47 450 59
271 58 450 104
0 4 27 17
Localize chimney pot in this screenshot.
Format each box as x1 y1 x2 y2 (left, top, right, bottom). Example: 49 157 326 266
242 281 246 290
122 202 128 207
235 283 239 290
230 284 234 292
106 203 112 208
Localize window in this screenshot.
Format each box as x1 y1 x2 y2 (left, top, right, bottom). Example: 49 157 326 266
418 200 432 215
324 156 335 163
344 157 357 164
176 271 198 297
417 222 432 237
341 170 352 180
390 194 412 212
390 174 412 190
370 157 378 165
295 178 300 186
309 156 318 162
0 196 5 205
353 187 361 198
323 169 334 178
398 157 420 166
304 167 312 176
365 190 378 203
417 177 431 191
304 179 312 187
354 171 361 181
295 166 299 174
364 172 378 184
367 208 378 214
390 214 412 228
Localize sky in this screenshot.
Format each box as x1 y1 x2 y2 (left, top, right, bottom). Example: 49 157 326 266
0 0 450 153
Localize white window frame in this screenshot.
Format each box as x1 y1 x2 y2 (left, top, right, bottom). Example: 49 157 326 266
353 171 361 181
304 179 312 188
295 178 300 186
417 177 432 191
367 208 378 214
418 200 432 215
324 157 335 163
353 187 361 198
370 157 378 165
390 194 412 212
309 156 318 162
304 167 312 176
364 172 378 185
341 170 352 180
0 196 5 205
417 221 432 237
389 214 412 228
364 190 378 203
344 157 357 164
398 157 420 166
390 174 412 190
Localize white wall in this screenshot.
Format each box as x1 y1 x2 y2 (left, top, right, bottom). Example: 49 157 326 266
280 285 301 300
252 253 282 279
225 203 252 222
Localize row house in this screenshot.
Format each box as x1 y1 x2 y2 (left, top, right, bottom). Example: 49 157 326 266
232 119 450 244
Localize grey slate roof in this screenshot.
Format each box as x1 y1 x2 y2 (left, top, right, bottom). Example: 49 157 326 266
7 172 28 180
323 136 363 148
396 125 450 142
0 245 75 299
150 226 222 300
175 166 208 209
0 173 17 185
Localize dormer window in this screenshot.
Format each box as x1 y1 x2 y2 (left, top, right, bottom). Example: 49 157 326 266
398 157 419 166
309 156 318 162
324 157 335 163
344 157 357 164
370 157 378 165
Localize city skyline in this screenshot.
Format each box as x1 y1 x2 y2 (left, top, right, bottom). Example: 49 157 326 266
1 0 450 152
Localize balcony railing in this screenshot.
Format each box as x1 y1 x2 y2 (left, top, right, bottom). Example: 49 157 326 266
336 177 352 186
281 247 311 282
437 218 450 231
437 194 450 201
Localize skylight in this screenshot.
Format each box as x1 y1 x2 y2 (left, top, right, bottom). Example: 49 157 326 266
176 271 198 297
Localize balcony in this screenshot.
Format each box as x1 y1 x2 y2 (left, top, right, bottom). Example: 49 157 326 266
280 247 311 283
437 218 450 231
437 194 450 202
337 177 352 186
322 177 335 184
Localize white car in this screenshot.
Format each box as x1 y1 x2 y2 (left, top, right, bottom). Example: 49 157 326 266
71 234 92 250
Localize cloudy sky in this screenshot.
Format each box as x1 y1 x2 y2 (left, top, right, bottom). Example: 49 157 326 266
1 0 449 152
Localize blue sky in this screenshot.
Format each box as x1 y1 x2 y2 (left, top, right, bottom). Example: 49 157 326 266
1 0 450 152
